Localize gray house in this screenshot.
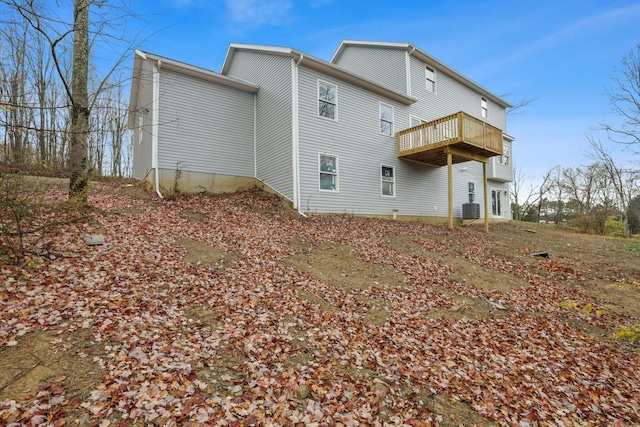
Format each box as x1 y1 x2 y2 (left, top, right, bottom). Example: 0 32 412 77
128 41 514 225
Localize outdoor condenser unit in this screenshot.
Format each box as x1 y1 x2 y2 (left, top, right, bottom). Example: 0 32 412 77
462 203 480 219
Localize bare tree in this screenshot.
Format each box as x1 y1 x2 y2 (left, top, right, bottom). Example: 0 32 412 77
588 137 640 236
1 0 140 189
505 94 539 116
602 44 640 152
510 163 539 221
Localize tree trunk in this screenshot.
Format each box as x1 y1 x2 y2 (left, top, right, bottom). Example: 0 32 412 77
69 0 90 202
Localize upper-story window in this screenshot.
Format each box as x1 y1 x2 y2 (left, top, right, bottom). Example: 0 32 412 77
379 103 394 136
426 66 436 93
318 80 337 120
481 97 488 118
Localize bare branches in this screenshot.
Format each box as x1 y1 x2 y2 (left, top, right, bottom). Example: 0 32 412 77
601 44 640 152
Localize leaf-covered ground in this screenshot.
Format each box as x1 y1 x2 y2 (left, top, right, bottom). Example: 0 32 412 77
1 183 640 426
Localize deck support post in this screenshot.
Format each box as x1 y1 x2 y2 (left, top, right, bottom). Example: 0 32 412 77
483 161 489 233
447 151 453 230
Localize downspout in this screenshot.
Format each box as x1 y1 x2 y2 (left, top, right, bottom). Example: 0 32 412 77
292 54 304 215
152 60 162 198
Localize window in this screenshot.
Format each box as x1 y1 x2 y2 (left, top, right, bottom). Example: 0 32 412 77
381 165 395 197
492 189 502 216
468 182 475 204
481 97 488 118
426 66 436 93
499 142 510 165
379 103 393 136
319 153 338 191
410 116 424 127
318 81 337 120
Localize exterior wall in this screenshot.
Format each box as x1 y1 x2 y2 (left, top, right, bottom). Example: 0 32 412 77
406 55 507 131
332 46 408 95
226 51 294 201
297 65 489 218
488 139 514 182
156 69 255 179
155 168 258 194
131 59 154 180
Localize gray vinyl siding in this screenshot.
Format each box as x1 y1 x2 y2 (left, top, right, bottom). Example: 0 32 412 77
332 46 408 95
488 140 514 182
226 51 294 200
298 66 468 217
132 59 154 179
408 55 507 130
156 69 255 177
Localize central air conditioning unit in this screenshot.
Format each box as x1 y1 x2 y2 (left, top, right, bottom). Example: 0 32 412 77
462 203 480 219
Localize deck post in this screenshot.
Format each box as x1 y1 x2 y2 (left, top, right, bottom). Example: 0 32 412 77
483 161 489 232
447 151 453 230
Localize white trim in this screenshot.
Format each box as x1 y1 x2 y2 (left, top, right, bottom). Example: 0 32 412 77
253 93 257 178
491 188 503 217
380 164 396 198
317 79 338 121
152 61 162 198
405 50 412 97
379 102 394 136
292 58 300 211
318 153 338 192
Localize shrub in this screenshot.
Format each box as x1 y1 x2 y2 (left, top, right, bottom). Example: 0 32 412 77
603 216 627 237
0 174 86 265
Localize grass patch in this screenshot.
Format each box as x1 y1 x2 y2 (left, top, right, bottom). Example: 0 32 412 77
614 324 640 342
628 244 640 255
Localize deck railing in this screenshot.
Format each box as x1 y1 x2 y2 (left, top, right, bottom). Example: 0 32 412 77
397 112 503 157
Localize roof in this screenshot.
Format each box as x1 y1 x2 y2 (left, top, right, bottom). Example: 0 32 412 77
127 50 260 128
331 40 513 109
221 43 418 106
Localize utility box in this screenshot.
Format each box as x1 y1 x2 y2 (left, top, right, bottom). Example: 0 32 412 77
462 203 480 219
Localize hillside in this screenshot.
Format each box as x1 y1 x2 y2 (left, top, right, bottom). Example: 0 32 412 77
1 182 639 426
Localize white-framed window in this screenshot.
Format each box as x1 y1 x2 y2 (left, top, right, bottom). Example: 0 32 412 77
426 66 436 93
492 189 502 216
318 80 337 120
381 165 395 197
499 142 510 165
379 103 393 136
468 182 475 204
319 153 338 191
481 97 488 118
410 116 424 127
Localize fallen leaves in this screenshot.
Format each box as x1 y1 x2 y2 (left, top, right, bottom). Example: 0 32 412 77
1 186 639 425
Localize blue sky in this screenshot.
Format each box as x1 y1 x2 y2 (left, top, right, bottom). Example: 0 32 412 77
124 0 640 185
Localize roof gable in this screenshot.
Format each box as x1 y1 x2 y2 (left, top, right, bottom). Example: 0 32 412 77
332 40 512 109
222 43 417 106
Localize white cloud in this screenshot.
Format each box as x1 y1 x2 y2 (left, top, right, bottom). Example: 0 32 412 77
223 0 292 26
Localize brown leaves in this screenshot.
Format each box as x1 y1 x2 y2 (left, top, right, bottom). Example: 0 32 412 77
1 186 639 425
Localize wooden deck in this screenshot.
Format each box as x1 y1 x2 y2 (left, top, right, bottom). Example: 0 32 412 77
397 112 503 165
